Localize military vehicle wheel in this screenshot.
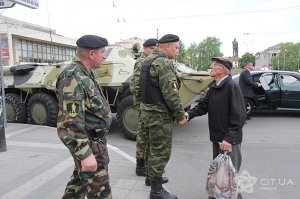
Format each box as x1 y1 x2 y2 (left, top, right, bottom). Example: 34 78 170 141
5 93 27 123
117 95 138 141
28 93 58 127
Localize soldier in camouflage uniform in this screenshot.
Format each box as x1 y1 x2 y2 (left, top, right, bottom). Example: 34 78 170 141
139 34 188 199
56 35 112 199
130 38 158 177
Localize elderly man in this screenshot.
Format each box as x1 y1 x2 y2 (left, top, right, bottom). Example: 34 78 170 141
56 35 112 199
186 57 246 199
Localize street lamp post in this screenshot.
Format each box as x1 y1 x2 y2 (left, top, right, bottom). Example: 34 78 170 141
283 49 287 71
298 48 300 72
283 51 285 71
200 52 203 70
0 0 39 153
0 34 7 152
195 53 199 70
277 53 280 70
243 41 253 52
243 33 253 53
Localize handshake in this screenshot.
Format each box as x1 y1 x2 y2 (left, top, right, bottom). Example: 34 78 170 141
175 112 189 125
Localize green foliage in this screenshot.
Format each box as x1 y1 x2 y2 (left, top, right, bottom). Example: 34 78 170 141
239 53 255 68
183 37 223 71
274 42 300 71
177 40 186 63
177 38 300 72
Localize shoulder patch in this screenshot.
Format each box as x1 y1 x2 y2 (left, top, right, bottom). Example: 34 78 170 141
170 81 179 92
67 102 79 117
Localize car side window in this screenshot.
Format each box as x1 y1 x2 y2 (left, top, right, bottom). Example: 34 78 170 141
264 74 274 85
281 75 300 88
269 74 276 87
259 73 276 90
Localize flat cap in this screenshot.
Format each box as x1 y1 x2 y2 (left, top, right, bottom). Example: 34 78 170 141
76 34 108 49
143 38 158 47
158 34 179 43
211 57 233 70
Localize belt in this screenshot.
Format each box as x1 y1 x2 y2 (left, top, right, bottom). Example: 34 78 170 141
89 129 108 141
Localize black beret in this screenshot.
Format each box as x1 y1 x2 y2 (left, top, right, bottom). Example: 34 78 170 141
158 34 179 43
143 38 158 47
76 35 108 49
211 57 233 70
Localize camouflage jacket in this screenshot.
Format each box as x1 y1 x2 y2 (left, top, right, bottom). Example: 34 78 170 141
130 52 147 106
56 60 112 161
140 49 185 121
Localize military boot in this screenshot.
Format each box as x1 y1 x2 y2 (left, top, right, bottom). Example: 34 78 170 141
150 178 177 199
145 176 169 186
136 158 146 176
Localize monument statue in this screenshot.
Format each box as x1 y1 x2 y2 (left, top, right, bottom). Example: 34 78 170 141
232 38 238 57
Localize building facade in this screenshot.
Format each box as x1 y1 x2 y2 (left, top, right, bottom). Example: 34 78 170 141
0 15 76 66
255 43 282 69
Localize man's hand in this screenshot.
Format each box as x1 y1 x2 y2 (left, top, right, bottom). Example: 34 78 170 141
81 154 97 172
219 140 232 152
257 82 262 87
177 117 188 125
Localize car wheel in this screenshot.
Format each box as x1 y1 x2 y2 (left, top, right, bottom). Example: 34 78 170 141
245 98 254 116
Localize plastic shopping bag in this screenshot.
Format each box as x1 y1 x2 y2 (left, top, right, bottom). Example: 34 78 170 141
205 152 238 199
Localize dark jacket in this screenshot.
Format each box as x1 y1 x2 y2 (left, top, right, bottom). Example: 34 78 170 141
187 76 246 145
239 68 258 98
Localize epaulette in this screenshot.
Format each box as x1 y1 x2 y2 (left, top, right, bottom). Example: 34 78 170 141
65 63 78 77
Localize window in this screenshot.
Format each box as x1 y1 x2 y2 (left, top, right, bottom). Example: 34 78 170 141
281 75 300 87
16 38 76 63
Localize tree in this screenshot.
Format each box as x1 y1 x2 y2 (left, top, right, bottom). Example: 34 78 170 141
185 37 223 71
177 40 186 63
185 42 197 69
198 37 223 71
239 53 255 68
275 42 300 71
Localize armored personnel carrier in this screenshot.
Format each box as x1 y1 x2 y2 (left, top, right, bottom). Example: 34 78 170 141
2 45 213 140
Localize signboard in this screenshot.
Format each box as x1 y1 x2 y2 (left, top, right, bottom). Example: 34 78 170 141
0 0 15 9
7 0 39 9
1 33 9 61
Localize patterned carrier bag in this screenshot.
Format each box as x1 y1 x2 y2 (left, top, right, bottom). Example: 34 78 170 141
205 152 238 199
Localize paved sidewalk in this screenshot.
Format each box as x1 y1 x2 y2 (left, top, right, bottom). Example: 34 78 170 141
0 123 150 199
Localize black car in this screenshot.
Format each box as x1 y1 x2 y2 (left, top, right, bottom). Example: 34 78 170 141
233 70 300 115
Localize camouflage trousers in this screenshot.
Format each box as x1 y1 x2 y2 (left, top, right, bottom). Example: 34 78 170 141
136 107 147 160
62 139 112 199
141 110 173 180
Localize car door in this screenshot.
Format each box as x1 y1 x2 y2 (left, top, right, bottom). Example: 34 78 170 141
279 73 300 108
259 73 281 108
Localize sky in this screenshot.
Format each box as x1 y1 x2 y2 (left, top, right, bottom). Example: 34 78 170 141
1 0 300 57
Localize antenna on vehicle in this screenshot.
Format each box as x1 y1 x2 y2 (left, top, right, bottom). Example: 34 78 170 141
46 0 54 64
